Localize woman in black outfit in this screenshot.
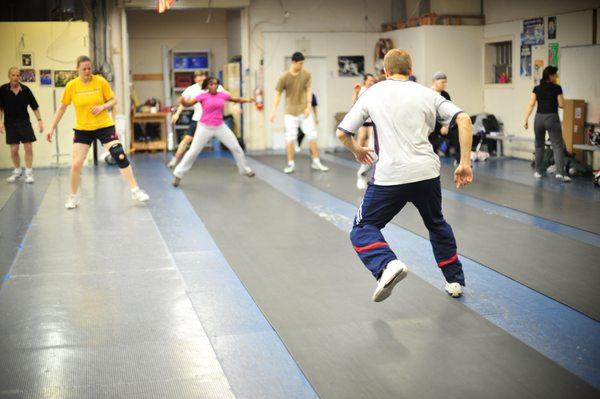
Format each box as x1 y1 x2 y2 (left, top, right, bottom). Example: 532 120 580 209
524 66 570 182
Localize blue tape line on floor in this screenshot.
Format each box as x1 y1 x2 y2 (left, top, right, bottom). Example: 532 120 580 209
132 155 319 399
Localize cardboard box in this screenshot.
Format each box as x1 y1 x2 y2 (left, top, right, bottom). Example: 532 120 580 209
562 99 586 161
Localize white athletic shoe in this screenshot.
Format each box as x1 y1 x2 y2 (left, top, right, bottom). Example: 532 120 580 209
555 174 571 183
24 173 35 184
65 194 79 210
533 171 543 179
131 187 150 202
244 167 255 178
445 282 463 298
284 163 295 174
167 157 178 169
311 159 329 172
372 260 409 302
6 169 22 183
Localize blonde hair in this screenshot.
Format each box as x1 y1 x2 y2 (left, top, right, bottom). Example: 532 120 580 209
383 49 412 76
8 66 19 76
76 55 92 67
193 70 207 78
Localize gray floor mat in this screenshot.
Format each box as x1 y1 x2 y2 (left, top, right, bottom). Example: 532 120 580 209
0 171 234 399
179 158 598 399
254 154 600 321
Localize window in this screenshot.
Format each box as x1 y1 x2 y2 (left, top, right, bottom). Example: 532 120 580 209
485 41 512 84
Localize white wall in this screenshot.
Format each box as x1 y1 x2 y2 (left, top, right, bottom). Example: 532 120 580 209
483 9 595 159
244 0 392 150
127 9 229 106
485 0 600 24
0 22 89 169
386 25 484 115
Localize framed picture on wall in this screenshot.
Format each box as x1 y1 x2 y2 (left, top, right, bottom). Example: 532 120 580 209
40 69 52 86
20 53 34 68
19 69 36 82
548 16 557 39
338 56 365 77
54 70 78 87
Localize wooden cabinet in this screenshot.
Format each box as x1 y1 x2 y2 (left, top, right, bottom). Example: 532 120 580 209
130 112 168 152
562 99 586 161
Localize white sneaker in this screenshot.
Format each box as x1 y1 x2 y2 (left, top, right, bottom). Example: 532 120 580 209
131 188 150 202
533 171 543 179
65 194 79 210
356 176 368 190
24 173 35 184
284 163 295 174
167 157 178 169
311 159 329 172
244 167 255 178
372 260 409 302
445 282 463 298
556 174 571 183
6 169 22 183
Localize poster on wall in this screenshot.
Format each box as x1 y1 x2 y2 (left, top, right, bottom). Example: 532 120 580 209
533 60 544 85
520 45 532 77
522 18 545 45
548 16 557 39
40 70 52 86
338 56 365 77
54 70 77 87
19 69 35 83
548 43 559 67
20 53 33 68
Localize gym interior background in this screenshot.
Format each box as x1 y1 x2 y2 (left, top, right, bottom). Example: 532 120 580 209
0 0 599 398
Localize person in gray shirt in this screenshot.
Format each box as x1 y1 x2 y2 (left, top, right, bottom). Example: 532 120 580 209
337 49 473 302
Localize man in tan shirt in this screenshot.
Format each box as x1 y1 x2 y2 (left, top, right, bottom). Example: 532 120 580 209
270 52 328 173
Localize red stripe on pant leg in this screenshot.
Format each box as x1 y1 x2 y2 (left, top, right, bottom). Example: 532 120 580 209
353 242 389 253
438 253 458 267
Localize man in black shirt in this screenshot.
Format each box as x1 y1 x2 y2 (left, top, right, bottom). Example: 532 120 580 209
0 67 43 183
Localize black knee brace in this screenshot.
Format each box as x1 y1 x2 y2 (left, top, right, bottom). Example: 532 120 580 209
108 143 130 168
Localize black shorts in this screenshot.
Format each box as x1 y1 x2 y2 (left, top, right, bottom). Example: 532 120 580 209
5 121 36 145
73 125 118 145
363 122 374 127
186 120 198 137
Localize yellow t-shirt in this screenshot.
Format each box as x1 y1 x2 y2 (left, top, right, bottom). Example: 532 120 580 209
62 75 115 131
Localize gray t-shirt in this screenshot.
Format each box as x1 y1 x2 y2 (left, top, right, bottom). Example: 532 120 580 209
339 79 462 185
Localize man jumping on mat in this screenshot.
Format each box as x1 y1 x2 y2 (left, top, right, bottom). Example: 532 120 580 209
336 49 473 302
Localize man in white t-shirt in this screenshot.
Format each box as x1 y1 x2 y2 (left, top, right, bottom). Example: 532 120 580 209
337 49 473 302
168 70 224 168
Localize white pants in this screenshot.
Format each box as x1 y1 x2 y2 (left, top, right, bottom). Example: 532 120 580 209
174 123 248 178
284 113 317 143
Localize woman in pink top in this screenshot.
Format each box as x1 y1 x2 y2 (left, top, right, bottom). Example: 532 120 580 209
172 77 255 186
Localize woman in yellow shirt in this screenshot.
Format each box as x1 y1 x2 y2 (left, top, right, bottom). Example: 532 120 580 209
45 56 149 209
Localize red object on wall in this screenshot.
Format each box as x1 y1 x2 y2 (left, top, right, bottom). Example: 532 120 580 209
175 72 193 88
